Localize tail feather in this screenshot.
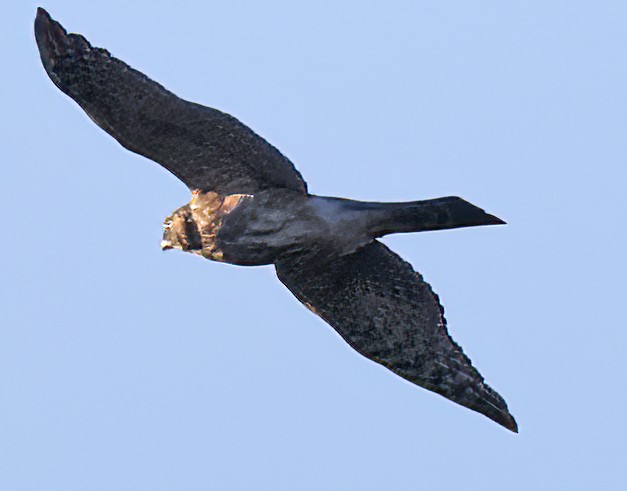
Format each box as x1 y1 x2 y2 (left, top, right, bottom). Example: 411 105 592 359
368 196 505 237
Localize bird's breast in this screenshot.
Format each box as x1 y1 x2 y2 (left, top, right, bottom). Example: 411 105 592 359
188 190 252 262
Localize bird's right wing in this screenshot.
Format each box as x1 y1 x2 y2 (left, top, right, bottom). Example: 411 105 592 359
275 241 517 432
34 8 307 195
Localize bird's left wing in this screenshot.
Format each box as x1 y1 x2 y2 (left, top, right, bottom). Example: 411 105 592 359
275 241 517 432
34 8 307 195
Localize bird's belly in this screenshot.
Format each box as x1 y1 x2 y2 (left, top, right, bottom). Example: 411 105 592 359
217 200 319 266
217 194 374 265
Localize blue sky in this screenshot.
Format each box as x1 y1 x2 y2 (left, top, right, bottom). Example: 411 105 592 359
2 1 626 489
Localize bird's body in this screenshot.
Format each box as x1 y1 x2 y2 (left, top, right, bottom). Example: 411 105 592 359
206 192 372 265
35 8 518 432
165 190 505 267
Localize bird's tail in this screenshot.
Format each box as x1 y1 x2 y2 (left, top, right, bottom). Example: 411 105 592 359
364 196 505 237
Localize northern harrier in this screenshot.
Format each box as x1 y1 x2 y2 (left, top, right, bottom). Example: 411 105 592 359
35 8 517 432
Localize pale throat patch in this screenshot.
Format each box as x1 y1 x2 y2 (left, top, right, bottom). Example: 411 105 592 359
161 190 251 261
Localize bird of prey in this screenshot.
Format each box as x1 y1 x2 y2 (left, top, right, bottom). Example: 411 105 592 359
35 7 517 432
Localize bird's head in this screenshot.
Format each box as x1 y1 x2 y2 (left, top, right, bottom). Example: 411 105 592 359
160 204 202 253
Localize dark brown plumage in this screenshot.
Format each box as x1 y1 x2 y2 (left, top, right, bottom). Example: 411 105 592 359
34 8 306 195
35 8 517 432
276 241 517 431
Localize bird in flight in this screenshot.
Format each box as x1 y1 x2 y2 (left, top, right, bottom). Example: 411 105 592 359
34 7 517 432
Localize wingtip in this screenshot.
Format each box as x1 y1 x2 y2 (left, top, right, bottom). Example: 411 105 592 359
499 412 518 433
467 382 518 433
36 6 50 19
34 7 67 73
34 7 57 38
478 401 517 432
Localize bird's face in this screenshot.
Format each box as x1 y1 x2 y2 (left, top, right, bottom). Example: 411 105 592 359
160 204 202 253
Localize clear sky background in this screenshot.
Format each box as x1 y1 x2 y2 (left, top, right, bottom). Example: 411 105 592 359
2 1 626 489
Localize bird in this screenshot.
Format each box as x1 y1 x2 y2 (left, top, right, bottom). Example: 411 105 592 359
34 7 517 432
